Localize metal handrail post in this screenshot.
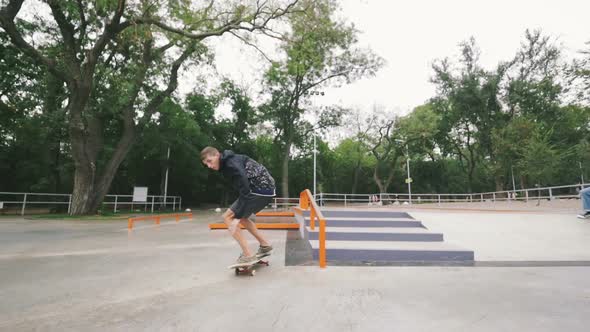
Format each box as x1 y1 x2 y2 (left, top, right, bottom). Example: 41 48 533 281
21 193 27 216
68 194 72 214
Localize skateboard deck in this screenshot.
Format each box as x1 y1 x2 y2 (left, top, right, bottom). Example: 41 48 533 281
228 253 271 276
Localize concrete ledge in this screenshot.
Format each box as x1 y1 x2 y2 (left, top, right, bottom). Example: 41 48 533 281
309 240 474 262
306 229 443 242
305 219 424 228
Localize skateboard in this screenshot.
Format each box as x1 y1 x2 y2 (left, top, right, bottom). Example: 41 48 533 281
228 254 270 276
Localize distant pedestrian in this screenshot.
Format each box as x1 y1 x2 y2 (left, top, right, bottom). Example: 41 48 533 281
577 186 590 219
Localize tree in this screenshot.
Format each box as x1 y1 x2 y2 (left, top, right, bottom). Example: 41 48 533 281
0 0 300 214
260 0 382 197
364 106 401 194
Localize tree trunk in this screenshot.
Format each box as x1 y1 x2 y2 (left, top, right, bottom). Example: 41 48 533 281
351 159 361 194
68 84 137 214
68 83 97 215
373 166 385 194
70 164 96 215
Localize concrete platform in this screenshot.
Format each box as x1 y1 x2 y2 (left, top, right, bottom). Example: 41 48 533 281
304 218 424 228
303 209 413 218
306 226 444 241
309 240 474 262
0 209 589 331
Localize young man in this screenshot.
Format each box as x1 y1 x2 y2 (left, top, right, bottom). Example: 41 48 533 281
577 186 590 219
201 147 275 266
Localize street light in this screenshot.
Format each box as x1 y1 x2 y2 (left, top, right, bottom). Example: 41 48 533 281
309 92 325 199
163 146 170 209
313 134 317 197
396 139 412 204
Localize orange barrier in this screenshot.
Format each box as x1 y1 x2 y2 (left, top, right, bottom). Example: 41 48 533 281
300 189 327 268
208 223 299 230
128 212 193 230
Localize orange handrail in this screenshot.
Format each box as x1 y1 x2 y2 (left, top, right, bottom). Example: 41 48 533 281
300 189 327 268
128 212 193 230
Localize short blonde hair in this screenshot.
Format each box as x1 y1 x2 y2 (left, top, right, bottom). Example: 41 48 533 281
200 146 219 161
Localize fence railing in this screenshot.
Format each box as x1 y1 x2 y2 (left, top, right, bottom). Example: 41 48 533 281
0 192 182 215
270 197 300 210
316 183 587 207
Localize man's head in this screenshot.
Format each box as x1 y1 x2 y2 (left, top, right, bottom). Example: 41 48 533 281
201 146 221 171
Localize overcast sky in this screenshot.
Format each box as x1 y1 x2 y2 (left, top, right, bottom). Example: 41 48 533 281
187 0 590 117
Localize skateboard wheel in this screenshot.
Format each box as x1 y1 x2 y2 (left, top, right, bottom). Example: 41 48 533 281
235 268 239 275
251 270 256 276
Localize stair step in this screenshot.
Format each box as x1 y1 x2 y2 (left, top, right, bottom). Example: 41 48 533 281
309 240 474 262
302 210 411 219
305 219 423 228
305 226 443 242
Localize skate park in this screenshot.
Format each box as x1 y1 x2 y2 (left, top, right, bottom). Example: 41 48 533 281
2 0 590 331
1 190 590 331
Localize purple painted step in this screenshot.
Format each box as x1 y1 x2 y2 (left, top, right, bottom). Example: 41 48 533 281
309 240 474 263
306 228 444 242
302 209 412 219
304 218 424 228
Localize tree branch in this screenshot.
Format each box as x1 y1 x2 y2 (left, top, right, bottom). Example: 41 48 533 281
47 0 79 70
86 0 126 77
229 31 273 63
76 0 87 51
0 0 68 82
138 45 196 127
128 0 299 41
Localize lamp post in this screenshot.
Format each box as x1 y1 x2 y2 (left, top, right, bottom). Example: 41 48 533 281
307 90 324 198
396 139 411 204
313 134 317 197
163 146 170 209
511 165 516 197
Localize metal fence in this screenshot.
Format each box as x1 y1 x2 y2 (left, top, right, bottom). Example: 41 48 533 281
0 192 183 215
316 183 587 207
2 183 584 215
269 197 300 210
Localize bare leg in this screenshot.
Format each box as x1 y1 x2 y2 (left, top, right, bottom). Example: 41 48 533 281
223 209 253 257
239 218 270 246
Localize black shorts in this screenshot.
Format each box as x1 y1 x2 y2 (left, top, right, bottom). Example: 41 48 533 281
230 194 273 219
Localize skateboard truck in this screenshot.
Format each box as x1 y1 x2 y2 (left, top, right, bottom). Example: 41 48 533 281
234 259 269 276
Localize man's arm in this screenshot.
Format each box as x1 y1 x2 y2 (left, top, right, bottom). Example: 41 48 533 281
231 159 251 198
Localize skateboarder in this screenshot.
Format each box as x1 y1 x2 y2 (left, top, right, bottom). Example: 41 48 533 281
201 147 275 266
577 186 590 219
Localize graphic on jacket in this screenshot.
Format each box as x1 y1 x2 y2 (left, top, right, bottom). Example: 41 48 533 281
244 158 275 196
220 150 276 197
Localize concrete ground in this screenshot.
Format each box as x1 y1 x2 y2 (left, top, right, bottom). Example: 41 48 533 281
1 208 589 331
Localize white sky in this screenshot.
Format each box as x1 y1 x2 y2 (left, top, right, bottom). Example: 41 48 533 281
183 0 590 116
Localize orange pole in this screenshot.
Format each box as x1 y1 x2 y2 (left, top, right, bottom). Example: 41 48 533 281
176 215 180 222
319 218 326 268
156 216 160 225
310 208 315 230
128 218 133 230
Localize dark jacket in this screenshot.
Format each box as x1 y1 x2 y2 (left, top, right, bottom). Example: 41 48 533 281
219 150 276 199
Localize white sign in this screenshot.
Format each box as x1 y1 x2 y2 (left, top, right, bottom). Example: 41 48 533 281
0 202 3 209
405 178 413 184
133 187 148 202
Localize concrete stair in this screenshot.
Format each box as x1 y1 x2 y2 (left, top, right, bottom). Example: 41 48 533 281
308 240 474 262
296 208 474 264
306 226 444 242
